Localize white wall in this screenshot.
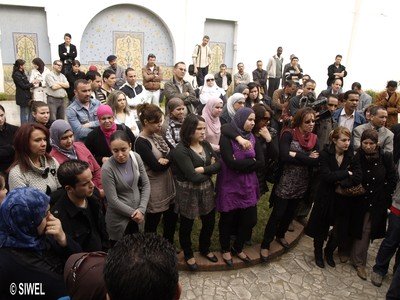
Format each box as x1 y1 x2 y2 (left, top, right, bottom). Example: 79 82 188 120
1 0 399 93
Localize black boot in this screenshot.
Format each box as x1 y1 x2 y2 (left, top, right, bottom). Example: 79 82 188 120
314 249 325 268
324 248 336 267
313 239 324 268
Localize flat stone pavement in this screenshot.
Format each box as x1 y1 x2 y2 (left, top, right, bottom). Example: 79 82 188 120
179 235 394 299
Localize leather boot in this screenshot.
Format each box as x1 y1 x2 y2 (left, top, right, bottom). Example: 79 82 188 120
314 248 325 268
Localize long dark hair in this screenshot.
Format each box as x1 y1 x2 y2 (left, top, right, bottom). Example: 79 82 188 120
11 123 52 172
32 58 45 74
12 59 25 74
180 114 205 147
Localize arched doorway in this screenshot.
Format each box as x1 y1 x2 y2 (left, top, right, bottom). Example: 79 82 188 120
80 4 174 78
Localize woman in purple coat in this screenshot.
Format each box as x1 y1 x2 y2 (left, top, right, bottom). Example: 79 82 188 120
216 107 264 267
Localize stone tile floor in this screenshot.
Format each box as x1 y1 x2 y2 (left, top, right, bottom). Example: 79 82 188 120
179 235 394 299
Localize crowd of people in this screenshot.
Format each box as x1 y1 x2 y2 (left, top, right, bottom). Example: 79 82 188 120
0 33 399 299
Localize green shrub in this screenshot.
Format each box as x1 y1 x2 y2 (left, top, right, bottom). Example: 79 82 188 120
0 93 8 101
365 89 379 101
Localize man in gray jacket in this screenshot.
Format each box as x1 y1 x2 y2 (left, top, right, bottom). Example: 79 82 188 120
164 62 198 114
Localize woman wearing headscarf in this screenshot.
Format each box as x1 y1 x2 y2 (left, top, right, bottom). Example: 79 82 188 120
50 119 103 192
216 107 264 267
220 93 246 125
163 98 186 149
234 83 250 99
197 74 225 114
0 187 79 299
85 104 136 166
202 98 224 152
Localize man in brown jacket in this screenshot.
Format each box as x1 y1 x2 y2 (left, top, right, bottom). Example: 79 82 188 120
142 53 163 106
375 80 400 128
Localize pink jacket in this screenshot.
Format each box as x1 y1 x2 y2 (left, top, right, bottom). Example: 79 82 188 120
50 142 103 190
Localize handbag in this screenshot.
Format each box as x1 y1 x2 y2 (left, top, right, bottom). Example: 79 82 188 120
335 183 366 197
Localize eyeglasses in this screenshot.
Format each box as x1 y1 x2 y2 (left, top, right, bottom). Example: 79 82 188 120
327 103 338 107
206 79 215 82
304 119 316 124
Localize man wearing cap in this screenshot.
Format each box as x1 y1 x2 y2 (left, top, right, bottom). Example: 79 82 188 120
142 53 163 106
106 55 125 89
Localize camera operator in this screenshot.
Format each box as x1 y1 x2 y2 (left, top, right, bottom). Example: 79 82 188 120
288 79 317 117
314 95 339 149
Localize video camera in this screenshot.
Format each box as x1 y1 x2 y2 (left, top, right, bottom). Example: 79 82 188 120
299 93 327 111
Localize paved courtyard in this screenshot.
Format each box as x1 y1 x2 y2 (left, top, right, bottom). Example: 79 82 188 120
179 235 394 299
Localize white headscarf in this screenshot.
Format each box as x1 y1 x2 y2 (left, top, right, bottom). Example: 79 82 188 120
199 74 225 105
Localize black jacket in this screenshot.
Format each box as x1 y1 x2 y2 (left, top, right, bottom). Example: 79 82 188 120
357 149 397 240
214 72 232 90
12 70 33 106
0 123 19 173
66 71 85 100
58 43 77 64
0 235 79 300
305 145 362 239
85 124 136 166
51 190 109 252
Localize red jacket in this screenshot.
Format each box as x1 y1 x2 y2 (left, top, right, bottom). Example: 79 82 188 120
50 142 103 189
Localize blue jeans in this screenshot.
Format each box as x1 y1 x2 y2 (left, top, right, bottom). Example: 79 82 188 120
19 106 30 124
373 213 400 276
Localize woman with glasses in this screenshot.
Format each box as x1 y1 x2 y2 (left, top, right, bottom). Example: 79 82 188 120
260 107 319 261
8 123 60 194
107 90 140 136
85 105 136 166
220 93 246 125
197 74 225 114
134 103 177 244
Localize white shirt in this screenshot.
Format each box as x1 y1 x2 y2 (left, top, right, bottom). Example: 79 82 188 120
339 108 356 132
